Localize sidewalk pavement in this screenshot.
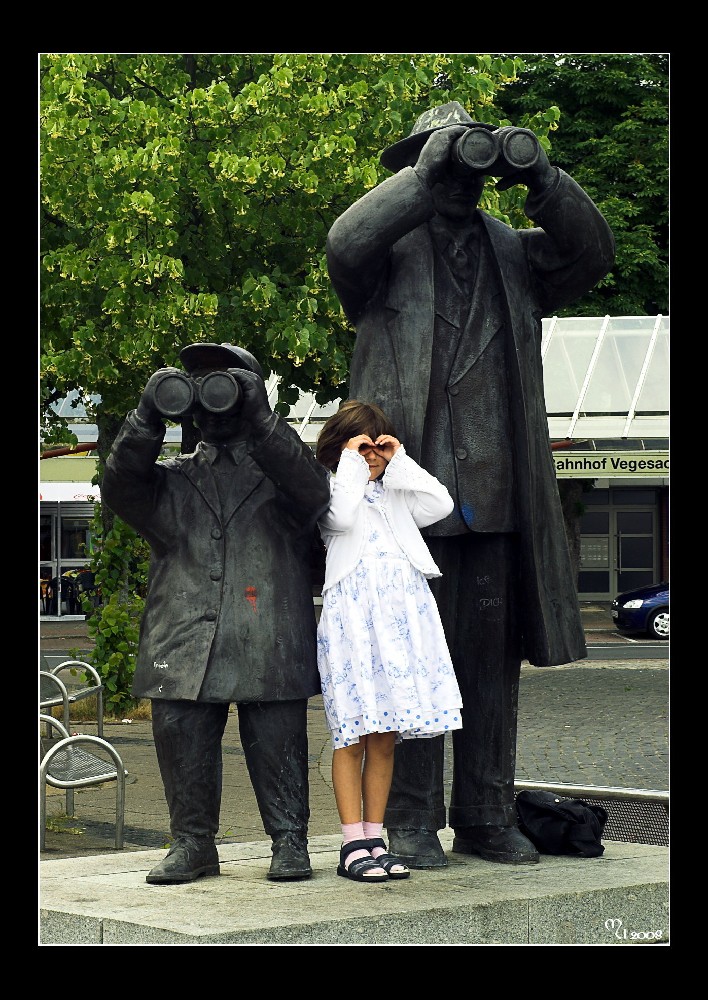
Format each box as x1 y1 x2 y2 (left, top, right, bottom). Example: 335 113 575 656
39 608 670 945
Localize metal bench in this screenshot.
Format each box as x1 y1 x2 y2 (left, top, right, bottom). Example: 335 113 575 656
40 713 127 850
40 659 104 739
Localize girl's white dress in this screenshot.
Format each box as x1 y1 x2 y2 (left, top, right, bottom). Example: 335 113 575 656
317 450 463 749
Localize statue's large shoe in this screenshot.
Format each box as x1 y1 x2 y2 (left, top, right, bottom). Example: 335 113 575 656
145 835 220 884
267 833 312 881
386 828 448 869
452 825 540 864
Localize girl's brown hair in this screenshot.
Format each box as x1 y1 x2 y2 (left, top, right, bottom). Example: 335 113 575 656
316 400 397 471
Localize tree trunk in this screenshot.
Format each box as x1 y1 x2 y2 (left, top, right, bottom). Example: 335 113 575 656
558 478 595 588
96 410 125 535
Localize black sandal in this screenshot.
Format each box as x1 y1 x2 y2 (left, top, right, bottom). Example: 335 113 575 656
336 839 388 882
367 837 411 879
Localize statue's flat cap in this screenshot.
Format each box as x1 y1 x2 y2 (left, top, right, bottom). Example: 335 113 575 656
180 342 263 378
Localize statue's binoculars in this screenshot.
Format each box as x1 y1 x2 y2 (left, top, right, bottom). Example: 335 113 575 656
152 369 242 419
452 126 540 176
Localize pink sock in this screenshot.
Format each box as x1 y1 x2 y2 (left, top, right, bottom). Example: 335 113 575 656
341 822 383 872
341 822 365 844
363 821 385 857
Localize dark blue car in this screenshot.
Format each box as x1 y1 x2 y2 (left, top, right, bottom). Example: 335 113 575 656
611 582 669 640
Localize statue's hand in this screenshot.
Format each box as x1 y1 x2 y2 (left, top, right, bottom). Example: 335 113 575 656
414 125 468 188
229 368 275 438
136 368 177 426
495 140 556 194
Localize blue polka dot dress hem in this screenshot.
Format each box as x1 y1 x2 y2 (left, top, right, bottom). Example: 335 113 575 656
330 707 463 749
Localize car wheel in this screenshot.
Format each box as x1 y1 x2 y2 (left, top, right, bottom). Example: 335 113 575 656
648 609 669 640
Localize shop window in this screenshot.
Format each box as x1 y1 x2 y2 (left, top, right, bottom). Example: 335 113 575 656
40 515 52 562
619 536 655 568
59 517 93 561
580 511 609 534
614 511 653 533
578 569 610 593
581 489 609 506
611 488 657 505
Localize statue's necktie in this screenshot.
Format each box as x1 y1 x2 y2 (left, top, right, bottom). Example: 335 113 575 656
448 241 474 283
212 449 235 507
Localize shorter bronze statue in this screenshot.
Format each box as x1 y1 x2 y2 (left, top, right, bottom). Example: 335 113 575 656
103 343 330 884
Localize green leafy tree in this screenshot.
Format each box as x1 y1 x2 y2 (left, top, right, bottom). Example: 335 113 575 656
494 52 668 315
82 510 149 716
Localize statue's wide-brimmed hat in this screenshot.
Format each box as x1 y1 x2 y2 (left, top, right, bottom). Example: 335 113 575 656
180 342 263 379
380 100 495 172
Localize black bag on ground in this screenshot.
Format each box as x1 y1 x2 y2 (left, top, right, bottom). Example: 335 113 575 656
515 790 608 857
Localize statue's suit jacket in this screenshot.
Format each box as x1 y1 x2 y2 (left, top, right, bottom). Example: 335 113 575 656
103 413 330 702
326 166 615 667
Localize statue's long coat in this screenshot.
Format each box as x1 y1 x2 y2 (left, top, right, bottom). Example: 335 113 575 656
327 166 615 667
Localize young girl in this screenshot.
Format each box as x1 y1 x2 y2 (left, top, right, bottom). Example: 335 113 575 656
316 400 463 883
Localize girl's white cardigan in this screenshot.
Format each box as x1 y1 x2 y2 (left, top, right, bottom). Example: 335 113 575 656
319 445 454 593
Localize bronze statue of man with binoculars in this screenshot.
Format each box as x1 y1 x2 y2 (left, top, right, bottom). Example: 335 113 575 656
103 341 330 886
326 100 615 871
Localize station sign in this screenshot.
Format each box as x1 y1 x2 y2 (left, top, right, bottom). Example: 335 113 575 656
553 451 669 478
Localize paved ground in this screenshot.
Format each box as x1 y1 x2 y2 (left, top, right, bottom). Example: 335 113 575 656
40 606 669 861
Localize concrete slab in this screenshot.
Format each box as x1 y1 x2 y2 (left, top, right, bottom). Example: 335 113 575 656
40 832 669 946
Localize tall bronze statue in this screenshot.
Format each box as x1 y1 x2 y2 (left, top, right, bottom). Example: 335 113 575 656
103 343 330 883
326 101 615 868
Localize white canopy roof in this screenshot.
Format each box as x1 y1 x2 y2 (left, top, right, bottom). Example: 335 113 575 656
541 315 668 440
39 482 100 502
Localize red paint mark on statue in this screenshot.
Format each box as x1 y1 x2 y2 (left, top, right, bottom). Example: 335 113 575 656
245 586 257 613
